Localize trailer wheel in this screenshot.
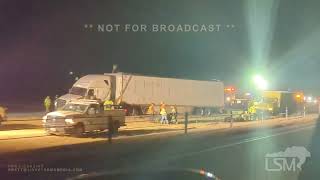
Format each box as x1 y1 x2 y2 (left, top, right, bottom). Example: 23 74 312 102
73 123 84 137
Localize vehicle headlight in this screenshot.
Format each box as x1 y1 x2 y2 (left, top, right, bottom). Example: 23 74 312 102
65 118 74 124
268 108 273 111
42 116 47 123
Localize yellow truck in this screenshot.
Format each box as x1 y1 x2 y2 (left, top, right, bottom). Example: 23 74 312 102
248 91 298 119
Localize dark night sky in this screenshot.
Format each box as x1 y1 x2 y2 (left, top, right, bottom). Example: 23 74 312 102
1 0 320 103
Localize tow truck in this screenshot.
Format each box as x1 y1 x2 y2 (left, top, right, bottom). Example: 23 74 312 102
42 99 125 136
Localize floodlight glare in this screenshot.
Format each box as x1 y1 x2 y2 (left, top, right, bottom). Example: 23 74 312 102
253 74 268 90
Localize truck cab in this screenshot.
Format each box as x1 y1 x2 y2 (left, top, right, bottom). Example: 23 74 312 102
43 99 125 136
56 75 114 109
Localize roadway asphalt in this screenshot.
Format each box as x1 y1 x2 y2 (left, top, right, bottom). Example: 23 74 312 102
1 116 320 180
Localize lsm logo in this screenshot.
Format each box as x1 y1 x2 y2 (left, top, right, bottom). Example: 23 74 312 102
265 146 311 171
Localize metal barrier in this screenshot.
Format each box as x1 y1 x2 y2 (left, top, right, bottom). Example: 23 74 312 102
126 114 232 123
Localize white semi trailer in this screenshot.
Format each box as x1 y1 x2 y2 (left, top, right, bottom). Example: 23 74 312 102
56 72 224 115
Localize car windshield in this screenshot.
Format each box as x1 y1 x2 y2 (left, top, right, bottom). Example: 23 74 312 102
70 87 87 96
62 103 88 113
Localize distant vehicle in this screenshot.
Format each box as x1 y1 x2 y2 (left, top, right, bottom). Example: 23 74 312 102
56 72 225 115
225 98 251 111
42 99 126 136
224 98 251 121
250 91 298 117
0 106 8 125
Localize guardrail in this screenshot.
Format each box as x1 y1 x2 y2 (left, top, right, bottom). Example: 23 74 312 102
7 112 316 125
126 114 232 123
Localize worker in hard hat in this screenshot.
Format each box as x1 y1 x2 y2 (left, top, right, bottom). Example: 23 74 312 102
44 96 52 113
0 105 8 124
170 106 178 124
160 104 168 124
104 100 114 111
147 103 155 115
147 103 156 121
248 104 256 120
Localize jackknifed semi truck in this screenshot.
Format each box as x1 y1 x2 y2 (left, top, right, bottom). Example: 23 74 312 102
56 72 225 115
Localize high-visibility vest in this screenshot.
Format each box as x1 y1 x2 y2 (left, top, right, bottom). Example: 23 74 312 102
147 105 155 114
44 98 51 107
249 106 256 114
0 106 7 118
104 100 114 110
160 108 167 115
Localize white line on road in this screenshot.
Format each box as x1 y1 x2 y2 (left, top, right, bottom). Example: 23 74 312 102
0 129 47 140
168 124 315 161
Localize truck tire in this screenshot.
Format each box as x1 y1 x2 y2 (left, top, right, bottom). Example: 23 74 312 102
73 123 84 137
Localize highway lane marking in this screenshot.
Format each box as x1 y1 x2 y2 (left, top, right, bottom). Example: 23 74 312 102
167 124 315 161
0 129 47 141
0 135 48 141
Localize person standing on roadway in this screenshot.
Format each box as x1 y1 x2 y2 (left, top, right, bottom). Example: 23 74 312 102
104 100 114 111
248 104 256 120
0 105 8 123
44 96 52 113
54 95 59 110
147 103 155 114
170 106 178 124
147 103 155 121
160 103 168 124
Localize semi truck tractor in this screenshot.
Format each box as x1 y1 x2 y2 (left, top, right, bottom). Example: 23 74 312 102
56 72 225 115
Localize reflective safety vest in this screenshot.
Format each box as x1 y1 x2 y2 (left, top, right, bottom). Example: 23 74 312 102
104 100 114 110
160 108 167 115
0 106 7 119
147 105 155 114
248 106 256 114
171 108 176 114
44 97 51 107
